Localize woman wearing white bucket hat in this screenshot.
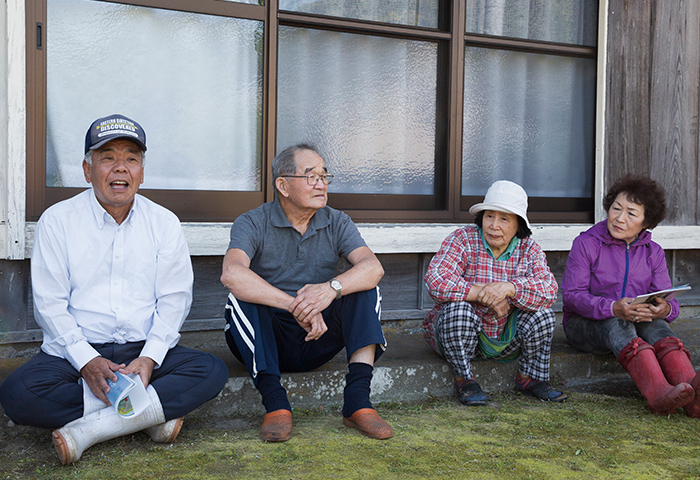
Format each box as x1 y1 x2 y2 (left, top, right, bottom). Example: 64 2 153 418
423 180 566 405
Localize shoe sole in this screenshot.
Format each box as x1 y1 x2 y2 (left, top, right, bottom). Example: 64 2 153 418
52 430 72 465
342 417 394 440
260 433 291 442
516 388 568 402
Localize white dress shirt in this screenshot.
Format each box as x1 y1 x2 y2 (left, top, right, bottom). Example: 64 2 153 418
31 189 193 372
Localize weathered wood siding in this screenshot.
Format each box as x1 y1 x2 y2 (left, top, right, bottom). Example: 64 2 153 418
4 249 700 343
606 0 700 224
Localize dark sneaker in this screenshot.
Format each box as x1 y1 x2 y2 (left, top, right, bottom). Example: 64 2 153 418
457 379 488 406
515 377 568 402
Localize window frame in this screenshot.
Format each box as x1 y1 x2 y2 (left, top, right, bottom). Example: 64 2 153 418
25 0 271 222
25 0 598 224
276 8 454 222
457 31 598 224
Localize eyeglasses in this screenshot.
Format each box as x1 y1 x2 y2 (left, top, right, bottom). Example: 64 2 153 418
281 173 334 186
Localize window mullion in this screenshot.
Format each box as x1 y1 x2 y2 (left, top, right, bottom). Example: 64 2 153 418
447 0 466 220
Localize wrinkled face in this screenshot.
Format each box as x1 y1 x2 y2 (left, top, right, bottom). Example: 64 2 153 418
83 138 144 219
278 149 328 211
482 210 519 256
607 192 646 244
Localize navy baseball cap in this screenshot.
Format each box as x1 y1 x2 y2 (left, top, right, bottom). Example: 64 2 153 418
84 114 147 154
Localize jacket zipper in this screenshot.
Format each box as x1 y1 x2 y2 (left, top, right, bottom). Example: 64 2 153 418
621 242 631 298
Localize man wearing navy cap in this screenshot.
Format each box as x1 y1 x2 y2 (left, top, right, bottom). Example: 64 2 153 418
0 114 228 464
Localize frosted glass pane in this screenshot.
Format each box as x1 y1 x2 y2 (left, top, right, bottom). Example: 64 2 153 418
277 27 437 195
46 0 263 191
466 0 598 46
462 47 596 198
279 0 440 28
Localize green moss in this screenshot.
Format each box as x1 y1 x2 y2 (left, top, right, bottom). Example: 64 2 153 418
3 392 700 479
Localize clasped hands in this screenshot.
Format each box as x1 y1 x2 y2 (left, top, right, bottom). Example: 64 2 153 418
288 282 336 342
80 355 156 407
613 296 671 323
473 282 516 318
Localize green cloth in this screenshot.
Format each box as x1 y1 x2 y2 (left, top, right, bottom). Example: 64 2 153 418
477 227 518 261
435 309 521 364
477 309 520 363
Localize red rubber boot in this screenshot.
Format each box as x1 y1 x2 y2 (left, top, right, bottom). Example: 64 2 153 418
654 336 700 417
617 338 694 415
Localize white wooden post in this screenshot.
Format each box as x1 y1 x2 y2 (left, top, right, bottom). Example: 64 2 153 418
1 0 26 260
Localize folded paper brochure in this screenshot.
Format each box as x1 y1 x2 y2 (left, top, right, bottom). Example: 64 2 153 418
106 372 150 418
631 284 691 305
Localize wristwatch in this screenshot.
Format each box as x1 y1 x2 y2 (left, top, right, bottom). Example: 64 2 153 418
330 278 342 300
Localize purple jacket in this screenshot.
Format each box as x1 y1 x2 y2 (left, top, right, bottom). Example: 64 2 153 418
561 220 678 330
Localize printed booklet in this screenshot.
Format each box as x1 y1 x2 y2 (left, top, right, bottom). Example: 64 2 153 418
631 284 692 305
106 372 150 418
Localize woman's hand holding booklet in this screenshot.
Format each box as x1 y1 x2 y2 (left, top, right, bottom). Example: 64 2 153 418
631 284 691 305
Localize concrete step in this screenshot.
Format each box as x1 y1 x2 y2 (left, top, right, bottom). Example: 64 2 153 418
2 316 699 422
176 315 700 419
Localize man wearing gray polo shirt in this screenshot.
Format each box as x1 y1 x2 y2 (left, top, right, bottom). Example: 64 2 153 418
221 143 392 442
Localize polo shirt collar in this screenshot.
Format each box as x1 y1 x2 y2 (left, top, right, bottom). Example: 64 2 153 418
478 227 518 261
270 198 331 237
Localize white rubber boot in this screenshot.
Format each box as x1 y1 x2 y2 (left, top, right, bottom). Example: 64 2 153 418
52 384 167 464
141 386 184 443
144 418 184 443
81 379 108 417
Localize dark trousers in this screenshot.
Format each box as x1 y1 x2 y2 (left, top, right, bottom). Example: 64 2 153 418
224 288 386 383
564 315 677 357
0 342 228 429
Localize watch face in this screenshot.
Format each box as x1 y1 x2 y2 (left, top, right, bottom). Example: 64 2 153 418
331 280 341 290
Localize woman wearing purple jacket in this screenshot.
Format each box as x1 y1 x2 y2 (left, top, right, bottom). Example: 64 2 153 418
562 175 699 416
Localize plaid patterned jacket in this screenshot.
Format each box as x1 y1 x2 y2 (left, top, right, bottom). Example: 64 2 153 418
423 226 558 347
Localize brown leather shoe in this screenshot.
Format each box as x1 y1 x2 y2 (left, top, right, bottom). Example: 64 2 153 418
342 408 393 440
260 409 292 442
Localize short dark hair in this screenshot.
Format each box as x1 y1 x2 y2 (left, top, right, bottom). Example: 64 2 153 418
271 143 320 197
474 211 532 239
603 174 666 229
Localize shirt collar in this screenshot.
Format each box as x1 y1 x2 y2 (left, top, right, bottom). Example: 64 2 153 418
478 227 518 261
270 198 330 236
88 188 137 228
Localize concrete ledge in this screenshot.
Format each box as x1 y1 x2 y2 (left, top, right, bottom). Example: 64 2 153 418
191 316 700 419
2 317 699 422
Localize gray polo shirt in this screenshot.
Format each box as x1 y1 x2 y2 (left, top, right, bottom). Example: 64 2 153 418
228 199 367 296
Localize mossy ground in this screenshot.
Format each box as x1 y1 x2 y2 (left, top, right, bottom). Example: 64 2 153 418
2 392 699 479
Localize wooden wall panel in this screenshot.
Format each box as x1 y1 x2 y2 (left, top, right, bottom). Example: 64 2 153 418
605 0 653 182
191 256 229 321
649 0 700 225
605 0 700 225
187 254 426 320
0 260 29 334
376 254 422 311
673 250 700 303
4 249 700 343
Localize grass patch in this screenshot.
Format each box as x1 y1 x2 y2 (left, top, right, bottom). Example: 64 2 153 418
2 392 700 479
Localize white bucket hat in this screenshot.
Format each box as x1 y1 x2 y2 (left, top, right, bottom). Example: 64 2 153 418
468 180 531 230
